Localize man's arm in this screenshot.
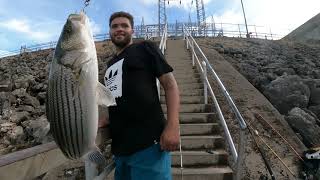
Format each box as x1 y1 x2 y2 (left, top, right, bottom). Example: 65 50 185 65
98 106 109 128
158 72 180 151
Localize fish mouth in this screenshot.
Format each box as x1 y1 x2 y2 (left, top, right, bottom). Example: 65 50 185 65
68 12 86 25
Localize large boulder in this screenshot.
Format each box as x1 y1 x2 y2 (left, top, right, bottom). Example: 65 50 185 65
309 105 320 120
286 107 320 147
22 115 51 144
8 126 25 144
303 79 320 106
263 75 310 114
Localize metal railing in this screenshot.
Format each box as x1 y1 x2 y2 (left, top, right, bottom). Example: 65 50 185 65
157 23 168 99
182 23 247 178
1 21 285 59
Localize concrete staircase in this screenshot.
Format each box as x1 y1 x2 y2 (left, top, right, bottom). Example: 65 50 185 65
161 39 233 180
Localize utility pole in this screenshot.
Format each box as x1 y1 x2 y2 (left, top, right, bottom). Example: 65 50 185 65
240 0 250 38
159 0 166 37
195 0 206 36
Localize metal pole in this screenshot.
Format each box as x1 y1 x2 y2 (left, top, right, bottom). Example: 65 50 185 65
192 41 195 67
85 160 98 180
202 61 208 104
158 0 160 37
254 25 257 38
240 0 249 38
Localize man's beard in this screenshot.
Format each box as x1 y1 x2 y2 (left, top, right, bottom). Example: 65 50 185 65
111 34 131 49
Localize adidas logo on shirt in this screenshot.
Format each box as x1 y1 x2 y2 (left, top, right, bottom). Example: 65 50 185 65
105 58 124 98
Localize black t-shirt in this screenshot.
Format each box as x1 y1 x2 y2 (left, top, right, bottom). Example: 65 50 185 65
104 40 173 155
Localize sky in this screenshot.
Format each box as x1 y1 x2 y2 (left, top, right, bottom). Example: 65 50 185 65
0 0 319 54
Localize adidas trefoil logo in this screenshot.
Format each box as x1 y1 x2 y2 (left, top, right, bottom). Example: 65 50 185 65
105 70 118 91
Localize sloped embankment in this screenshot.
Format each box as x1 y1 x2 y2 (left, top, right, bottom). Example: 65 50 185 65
197 37 320 179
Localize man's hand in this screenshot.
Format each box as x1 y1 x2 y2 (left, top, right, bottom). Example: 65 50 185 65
160 123 180 151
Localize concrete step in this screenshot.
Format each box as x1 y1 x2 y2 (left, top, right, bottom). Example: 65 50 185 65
171 150 228 167
175 78 202 84
161 83 203 91
164 113 217 124
172 69 198 73
180 123 219 136
162 104 213 113
174 73 201 79
172 166 233 180
179 113 217 123
171 65 195 69
160 95 209 104
161 89 204 96
169 62 193 66
173 71 200 77
181 135 224 150
176 78 201 84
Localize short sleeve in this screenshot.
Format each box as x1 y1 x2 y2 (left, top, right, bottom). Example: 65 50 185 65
143 41 173 78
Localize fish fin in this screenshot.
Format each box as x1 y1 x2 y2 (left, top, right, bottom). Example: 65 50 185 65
96 82 116 107
85 148 107 166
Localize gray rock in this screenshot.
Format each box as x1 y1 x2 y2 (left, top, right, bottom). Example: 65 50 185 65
274 68 296 76
14 81 29 90
286 107 320 147
10 111 30 123
37 92 47 104
303 79 320 106
309 105 320 121
263 75 310 114
0 122 15 133
12 88 27 97
22 94 40 107
24 115 50 143
8 126 25 144
16 105 35 113
238 63 259 82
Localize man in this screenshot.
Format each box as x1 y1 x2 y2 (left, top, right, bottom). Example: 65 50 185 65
100 11 180 180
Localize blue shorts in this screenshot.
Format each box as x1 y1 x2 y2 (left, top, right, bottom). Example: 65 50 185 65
113 143 172 180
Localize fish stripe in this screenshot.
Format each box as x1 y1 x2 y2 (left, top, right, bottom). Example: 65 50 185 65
72 83 81 157
64 69 76 158
78 89 85 154
58 66 71 157
52 73 67 156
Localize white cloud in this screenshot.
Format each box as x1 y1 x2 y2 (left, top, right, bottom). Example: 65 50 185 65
166 0 212 12
206 0 320 37
139 0 157 5
0 19 53 41
89 19 102 34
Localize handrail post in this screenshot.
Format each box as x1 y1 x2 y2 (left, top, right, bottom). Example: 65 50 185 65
192 41 195 67
85 160 98 180
186 37 189 50
202 61 208 104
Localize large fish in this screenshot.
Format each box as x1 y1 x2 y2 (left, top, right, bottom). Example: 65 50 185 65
46 12 115 165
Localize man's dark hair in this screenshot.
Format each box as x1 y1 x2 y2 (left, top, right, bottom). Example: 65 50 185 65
109 11 134 28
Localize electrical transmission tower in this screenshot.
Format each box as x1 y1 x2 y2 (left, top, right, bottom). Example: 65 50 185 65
194 0 206 35
158 0 167 36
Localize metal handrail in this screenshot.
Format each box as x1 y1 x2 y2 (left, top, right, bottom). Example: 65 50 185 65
183 24 247 130
182 24 247 164
157 23 168 98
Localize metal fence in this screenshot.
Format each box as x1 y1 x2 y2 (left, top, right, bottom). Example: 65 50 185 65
0 22 284 58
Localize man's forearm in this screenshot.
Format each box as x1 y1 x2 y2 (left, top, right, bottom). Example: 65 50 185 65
164 83 180 127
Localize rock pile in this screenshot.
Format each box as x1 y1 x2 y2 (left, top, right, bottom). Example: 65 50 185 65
199 37 320 148
0 50 53 155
